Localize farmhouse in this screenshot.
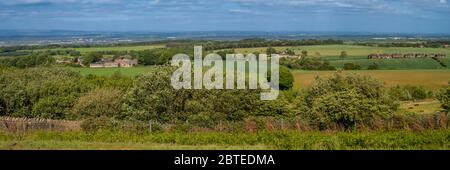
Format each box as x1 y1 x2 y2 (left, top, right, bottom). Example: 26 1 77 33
89 57 138 68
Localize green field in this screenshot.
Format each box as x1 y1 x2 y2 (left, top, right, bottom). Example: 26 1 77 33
233 45 450 70
234 45 450 57
69 66 156 77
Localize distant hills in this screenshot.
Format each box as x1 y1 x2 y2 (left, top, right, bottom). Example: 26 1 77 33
1 30 450 46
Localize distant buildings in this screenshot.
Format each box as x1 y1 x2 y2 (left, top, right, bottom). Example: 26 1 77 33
89 57 138 68
368 53 446 59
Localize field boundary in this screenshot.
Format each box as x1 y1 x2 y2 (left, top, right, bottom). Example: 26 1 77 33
0 117 81 132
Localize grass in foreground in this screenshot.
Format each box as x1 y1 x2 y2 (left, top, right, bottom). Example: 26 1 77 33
1 130 449 150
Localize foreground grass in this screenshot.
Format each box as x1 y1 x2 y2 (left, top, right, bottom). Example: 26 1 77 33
1 130 449 150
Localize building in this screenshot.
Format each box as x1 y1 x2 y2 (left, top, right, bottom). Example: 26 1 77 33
368 53 446 59
89 57 138 68
115 58 138 67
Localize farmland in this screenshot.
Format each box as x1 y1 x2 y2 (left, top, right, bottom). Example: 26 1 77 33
1 41 450 151
233 45 450 70
233 45 450 58
292 69 450 89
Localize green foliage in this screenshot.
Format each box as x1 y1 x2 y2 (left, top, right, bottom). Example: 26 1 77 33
389 85 431 101
280 57 336 70
339 51 347 58
121 66 291 124
82 52 102 65
137 48 192 65
266 47 277 55
367 63 379 70
2 130 449 150
437 81 450 113
0 68 90 119
68 88 123 119
279 66 294 90
304 73 399 130
0 53 55 68
0 68 134 119
343 63 362 70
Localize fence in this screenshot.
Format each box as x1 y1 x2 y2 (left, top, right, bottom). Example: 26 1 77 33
0 117 81 132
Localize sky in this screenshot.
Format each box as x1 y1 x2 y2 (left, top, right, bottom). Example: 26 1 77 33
0 0 449 33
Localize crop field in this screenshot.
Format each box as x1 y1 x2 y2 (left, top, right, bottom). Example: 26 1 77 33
293 70 450 89
233 45 450 69
328 58 444 70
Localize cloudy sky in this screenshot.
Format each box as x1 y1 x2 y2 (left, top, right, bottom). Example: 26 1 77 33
0 0 449 33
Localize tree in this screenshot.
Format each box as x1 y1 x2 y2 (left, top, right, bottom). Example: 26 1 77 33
279 66 294 90
437 81 450 113
301 50 308 57
82 52 102 66
68 88 123 119
343 63 361 70
367 63 379 70
340 51 347 58
305 73 398 130
266 47 277 55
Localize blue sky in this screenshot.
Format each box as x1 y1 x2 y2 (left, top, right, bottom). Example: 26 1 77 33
0 0 449 33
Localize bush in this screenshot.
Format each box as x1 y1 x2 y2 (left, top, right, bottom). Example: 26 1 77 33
343 63 362 70
121 66 292 124
0 68 90 119
304 73 398 130
68 88 123 119
437 82 450 113
389 85 430 101
367 63 379 70
279 66 294 90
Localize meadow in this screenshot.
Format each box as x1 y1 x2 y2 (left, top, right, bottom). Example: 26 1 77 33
1 130 449 150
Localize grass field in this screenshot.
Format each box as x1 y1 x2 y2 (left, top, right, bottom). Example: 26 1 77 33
69 66 156 77
293 69 450 89
233 45 450 69
1 130 449 150
398 99 443 114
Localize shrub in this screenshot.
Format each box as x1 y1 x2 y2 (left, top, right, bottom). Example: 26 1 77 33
68 88 123 119
304 73 398 130
0 68 90 119
343 63 362 70
367 63 379 70
437 82 450 113
279 66 294 90
389 85 430 101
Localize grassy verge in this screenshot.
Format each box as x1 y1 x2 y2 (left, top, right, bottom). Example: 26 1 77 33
1 130 449 150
